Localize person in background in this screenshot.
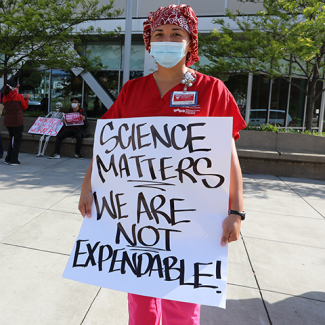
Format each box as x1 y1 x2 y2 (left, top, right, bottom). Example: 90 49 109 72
0 103 4 158
49 97 89 159
93 96 101 116
41 94 49 113
3 80 30 166
78 4 246 325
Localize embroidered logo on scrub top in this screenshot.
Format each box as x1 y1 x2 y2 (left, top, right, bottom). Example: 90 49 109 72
173 107 201 115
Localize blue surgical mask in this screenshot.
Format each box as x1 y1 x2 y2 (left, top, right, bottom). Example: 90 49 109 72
150 41 189 68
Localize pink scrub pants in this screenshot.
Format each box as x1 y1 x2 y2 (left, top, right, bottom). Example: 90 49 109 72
128 293 200 325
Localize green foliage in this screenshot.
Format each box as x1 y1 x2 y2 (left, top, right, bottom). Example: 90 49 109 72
200 0 325 81
199 0 325 130
245 123 325 136
296 129 325 136
0 0 122 78
245 124 286 132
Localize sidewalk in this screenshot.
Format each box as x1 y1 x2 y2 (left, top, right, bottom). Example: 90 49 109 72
0 153 324 325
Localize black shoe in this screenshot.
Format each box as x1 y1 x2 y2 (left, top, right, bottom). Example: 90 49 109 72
3 160 10 165
75 153 84 159
10 161 21 166
49 153 61 159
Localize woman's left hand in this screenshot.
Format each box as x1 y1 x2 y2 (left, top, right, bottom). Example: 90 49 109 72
221 213 241 247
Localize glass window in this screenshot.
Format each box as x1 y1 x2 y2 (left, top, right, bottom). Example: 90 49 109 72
250 110 266 119
251 75 270 120
20 70 46 103
20 70 49 113
121 41 145 70
84 84 107 118
82 38 146 113
248 109 267 126
224 74 248 117
289 78 306 127
51 70 83 112
119 71 144 92
270 77 289 111
313 80 324 127
270 111 285 119
84 70 120 117
96 70 120 100
87 41 121 70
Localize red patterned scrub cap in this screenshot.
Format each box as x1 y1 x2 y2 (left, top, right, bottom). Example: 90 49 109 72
143 4 199 67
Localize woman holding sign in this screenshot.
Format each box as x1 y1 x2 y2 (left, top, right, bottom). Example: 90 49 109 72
79 4 246 325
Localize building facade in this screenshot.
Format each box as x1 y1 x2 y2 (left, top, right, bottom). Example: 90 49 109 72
15 0 325 131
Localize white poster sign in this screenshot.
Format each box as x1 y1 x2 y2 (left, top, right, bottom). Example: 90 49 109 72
28 117 63 136
63 116 233 308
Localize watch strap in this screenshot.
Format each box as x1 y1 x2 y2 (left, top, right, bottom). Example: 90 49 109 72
229 210 246 220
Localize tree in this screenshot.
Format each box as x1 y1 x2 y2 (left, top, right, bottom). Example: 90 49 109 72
199 0 325 130
0 0 122 85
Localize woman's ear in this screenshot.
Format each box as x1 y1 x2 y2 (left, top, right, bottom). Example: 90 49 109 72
187 40 192 55
186 43 192 62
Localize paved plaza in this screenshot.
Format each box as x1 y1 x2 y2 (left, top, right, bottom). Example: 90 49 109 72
0 152 324 325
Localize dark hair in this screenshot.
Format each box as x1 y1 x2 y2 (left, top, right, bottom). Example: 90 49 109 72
4 79 18 96
71 97 82 103
4 86 12 96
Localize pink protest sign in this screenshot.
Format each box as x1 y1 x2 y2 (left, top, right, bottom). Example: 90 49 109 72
65 113 84 126
28 117 64 136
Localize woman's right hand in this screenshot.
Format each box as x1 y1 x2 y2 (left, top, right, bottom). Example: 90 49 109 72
78 159 93 218
79 189 93 218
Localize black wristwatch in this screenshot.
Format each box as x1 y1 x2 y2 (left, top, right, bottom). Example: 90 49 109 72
229 210 246 220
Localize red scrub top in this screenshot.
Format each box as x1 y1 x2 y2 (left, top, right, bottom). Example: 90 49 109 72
102 72 246 140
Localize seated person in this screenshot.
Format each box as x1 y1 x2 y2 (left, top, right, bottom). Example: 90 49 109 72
49 97 89 159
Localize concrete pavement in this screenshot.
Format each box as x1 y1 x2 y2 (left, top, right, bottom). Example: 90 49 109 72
0 153 324 325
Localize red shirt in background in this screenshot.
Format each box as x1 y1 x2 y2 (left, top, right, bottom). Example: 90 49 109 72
3 90 29 127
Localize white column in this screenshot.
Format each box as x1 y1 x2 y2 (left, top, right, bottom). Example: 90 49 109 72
285 77 292 130
245 72 253 124
318 81 325 134
48 69 52 113
81 79 85 108
123 0 133 85
266 80 273 124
